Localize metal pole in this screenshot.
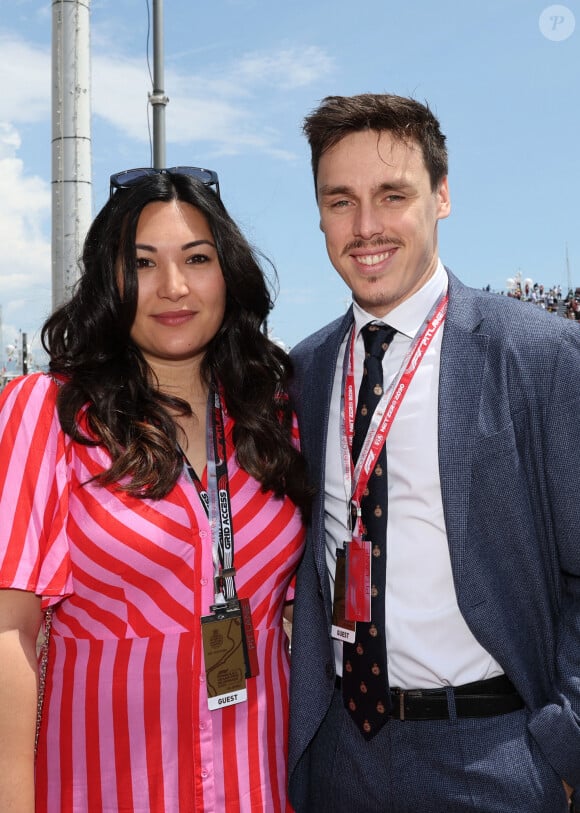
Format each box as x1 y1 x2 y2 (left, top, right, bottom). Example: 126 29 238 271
51 0 93 310
150 0 169 168
22 333 29 375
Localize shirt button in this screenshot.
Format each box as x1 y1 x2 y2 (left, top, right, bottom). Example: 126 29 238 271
200 578 208 586
201 769 208 779
200 531 207 539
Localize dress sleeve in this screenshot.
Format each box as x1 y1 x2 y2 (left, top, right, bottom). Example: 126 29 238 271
0 374 73 603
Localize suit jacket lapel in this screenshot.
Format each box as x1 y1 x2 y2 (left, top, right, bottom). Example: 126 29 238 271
438 272 489 589
302 308 354 577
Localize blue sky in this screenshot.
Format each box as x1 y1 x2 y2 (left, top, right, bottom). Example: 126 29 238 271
1 0 579 367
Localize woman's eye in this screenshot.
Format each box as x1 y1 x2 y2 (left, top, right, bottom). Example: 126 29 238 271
187 253 211 264
136 256 154 268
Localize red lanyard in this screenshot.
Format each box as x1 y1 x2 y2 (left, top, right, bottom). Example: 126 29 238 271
342 294 448 536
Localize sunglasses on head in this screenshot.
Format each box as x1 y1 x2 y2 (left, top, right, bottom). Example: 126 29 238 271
109 166 220 199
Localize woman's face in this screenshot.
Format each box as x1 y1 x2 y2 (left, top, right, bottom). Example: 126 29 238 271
126 199 227 372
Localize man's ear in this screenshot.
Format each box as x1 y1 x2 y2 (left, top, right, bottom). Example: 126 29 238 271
437 176 451 220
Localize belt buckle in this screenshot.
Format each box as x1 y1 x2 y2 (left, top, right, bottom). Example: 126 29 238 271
394 688 423 721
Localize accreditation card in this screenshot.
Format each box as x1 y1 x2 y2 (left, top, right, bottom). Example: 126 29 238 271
331 546 356 643
201 605 247 710
345 536 372 623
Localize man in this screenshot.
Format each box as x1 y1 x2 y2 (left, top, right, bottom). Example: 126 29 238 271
288 93 579 812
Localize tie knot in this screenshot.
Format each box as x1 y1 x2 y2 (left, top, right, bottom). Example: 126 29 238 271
361 323 396 361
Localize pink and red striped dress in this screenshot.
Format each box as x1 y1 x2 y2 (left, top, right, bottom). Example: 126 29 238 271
0 373 305 812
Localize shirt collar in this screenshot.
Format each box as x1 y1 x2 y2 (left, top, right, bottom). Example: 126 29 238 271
352 259 448 340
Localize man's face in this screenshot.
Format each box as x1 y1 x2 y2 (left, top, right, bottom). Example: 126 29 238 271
316 129 450 317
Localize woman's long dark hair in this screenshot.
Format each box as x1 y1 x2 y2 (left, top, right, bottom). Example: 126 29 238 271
42 172 312 519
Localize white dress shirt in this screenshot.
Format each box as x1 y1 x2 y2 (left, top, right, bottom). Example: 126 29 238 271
325 261 503 688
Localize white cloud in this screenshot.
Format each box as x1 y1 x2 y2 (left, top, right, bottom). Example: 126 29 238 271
0 122 21 156
0 129 51 289
0 29 334 363
0 23 334 158
91 43 334 156
0 123 51 362
0 33 51 123
235 46 335 89
91 54 249 145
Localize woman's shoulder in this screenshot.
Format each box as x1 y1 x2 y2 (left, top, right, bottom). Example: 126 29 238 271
1 371 62 399
0 372 65 422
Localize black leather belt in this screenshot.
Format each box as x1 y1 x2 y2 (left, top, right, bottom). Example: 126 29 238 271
334 674 524 721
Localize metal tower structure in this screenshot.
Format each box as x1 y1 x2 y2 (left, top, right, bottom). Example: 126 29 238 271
51 0 92 310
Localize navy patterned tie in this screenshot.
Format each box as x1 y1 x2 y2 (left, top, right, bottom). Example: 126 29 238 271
342 322 396 739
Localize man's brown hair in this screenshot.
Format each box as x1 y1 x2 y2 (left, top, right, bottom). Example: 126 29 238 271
303 93 448 194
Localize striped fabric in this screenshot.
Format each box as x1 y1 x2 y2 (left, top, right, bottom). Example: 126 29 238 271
0 373 304 813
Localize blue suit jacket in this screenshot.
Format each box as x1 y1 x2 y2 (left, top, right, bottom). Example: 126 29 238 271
288 270 580 807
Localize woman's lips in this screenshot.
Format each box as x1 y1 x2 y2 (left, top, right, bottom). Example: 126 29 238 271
151 310 196 326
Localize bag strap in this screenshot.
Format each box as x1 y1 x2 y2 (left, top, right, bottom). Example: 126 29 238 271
35 607 53 755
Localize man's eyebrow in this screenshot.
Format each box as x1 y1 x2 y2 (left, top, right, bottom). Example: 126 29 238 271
318 180 411 197
317 184 353 197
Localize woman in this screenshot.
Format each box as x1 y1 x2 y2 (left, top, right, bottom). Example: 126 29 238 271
0 168 310 812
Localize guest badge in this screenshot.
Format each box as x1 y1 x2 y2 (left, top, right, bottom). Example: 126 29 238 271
201 605 247 710
331 546 356 643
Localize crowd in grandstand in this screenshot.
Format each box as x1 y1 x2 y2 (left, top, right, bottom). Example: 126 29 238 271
491 280 580 320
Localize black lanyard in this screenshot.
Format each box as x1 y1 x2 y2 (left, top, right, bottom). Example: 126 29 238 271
181 385 238 606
